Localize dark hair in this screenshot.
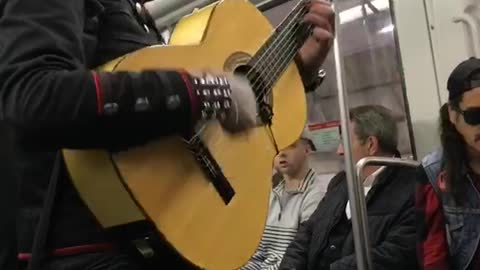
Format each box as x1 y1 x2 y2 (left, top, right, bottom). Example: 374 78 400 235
439 97 467 202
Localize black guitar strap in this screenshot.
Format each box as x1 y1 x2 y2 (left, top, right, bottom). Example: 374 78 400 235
27 151 62 270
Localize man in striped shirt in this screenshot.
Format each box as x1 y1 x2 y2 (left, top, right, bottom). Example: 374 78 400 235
241 136 330 270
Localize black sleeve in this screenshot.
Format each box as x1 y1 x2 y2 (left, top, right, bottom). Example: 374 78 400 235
0 0 196 150
278 218 313 270
0 126 17 270
327 171 346 193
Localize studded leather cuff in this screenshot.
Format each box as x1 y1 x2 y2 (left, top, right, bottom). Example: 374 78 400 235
95 70 234 136
189 73 233 122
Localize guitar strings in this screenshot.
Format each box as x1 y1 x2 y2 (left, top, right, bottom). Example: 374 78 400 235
258 21 312 100
255 10 312 98
253 16 311 103
248 3 308 94
260 22 312 97
247 1 311 100
246 0 307 79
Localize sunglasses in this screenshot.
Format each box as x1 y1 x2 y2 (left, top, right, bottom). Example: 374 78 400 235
455 107 480 125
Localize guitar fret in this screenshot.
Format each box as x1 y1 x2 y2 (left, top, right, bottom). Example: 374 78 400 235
248 0 310 92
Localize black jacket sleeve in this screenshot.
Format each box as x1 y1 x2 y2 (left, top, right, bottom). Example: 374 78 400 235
0 0 196 150
278 218 313 270
0 126 17 270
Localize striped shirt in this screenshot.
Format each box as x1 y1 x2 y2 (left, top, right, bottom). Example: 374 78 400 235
242 169 329 270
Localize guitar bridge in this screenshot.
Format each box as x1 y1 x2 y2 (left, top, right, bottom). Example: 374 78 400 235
184 136 235 205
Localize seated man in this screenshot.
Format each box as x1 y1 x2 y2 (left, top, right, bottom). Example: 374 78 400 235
242 136 329 270
279 105 418 270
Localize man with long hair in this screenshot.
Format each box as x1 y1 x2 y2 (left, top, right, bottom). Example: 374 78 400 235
417 57 480 270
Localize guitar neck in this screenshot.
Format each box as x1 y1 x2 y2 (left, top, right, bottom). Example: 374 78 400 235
247 0 311 89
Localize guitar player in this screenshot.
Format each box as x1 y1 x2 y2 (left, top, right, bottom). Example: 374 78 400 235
0 0 334 269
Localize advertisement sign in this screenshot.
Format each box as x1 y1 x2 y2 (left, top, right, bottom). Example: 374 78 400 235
307 121 341 152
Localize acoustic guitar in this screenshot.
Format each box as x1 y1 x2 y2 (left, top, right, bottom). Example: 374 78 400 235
62 0 312 269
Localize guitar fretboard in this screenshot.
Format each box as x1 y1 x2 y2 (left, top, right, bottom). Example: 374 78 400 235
247 0 312 95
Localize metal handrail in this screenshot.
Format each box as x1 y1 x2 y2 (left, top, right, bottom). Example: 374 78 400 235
344 156 420 270
331 0 374 269
356 156 421 181
453 13 480 58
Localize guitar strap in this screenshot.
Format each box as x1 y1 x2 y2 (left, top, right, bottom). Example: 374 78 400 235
26 151 62 270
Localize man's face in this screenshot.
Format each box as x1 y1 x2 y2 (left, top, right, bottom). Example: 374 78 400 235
274 139 309 176
449 87 480 153
336 121 374 165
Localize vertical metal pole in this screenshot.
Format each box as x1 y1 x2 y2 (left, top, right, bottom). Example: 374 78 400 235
330 2 373 270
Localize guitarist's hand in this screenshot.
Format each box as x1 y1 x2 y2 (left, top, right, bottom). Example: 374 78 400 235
297 0 335 86
219 74 258 134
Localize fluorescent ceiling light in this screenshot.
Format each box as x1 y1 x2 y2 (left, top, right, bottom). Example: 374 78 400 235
339 0 390 24
379 24 395 33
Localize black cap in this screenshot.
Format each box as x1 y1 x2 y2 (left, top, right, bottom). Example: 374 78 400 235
447 57 480 100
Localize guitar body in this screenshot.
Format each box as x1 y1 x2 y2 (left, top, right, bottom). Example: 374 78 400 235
63 0 307 269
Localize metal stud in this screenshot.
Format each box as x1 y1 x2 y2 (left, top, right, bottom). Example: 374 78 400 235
143 24 150 33
135 2 142 14
203 101 211 109
166 95 180 110
224 100 231 109
104 103 119 115
135 97 150 112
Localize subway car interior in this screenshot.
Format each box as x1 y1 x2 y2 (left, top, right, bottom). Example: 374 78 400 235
0 0 479 269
